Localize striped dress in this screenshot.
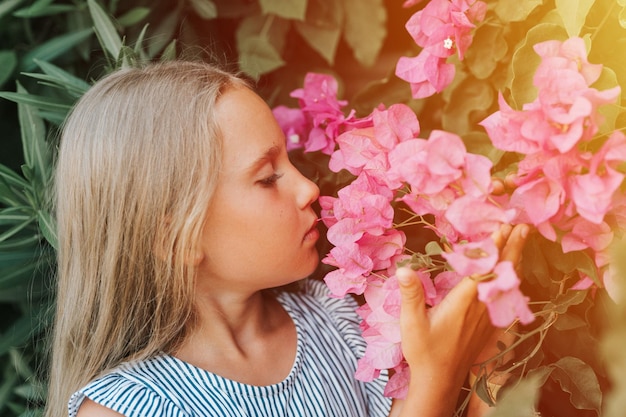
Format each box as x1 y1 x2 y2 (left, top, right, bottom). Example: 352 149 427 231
68 279 392 416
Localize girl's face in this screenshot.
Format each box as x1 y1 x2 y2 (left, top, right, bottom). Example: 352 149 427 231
195 87 321 294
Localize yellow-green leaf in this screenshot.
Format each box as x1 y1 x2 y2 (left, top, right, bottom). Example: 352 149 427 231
238 36 285 80
259 0 306 21
555 0 596 37
341 0 387 67
494 0 544 23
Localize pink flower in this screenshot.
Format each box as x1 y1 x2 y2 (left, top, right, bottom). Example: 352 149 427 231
508 176 565 226
480 93 544 154
561 218 613 254
272 105 306 151
445 195 515 240
324 260 368 298
328 103 420 187
396 0 486 98
477 261 534 327
442 238 498 276
388 130 467 195
570 166 624 224
533 37 603 87
290 72 354 155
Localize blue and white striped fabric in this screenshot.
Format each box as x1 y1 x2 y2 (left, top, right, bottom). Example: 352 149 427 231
68 279 392 416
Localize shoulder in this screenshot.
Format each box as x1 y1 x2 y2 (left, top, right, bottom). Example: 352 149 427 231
76 399 123 417
68 358 189 417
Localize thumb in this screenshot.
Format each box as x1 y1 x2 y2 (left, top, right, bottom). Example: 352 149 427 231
397 267 428 335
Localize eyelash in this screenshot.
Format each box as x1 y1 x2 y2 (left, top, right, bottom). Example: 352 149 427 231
259 173 283 187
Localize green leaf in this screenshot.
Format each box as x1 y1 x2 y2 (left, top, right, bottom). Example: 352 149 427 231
160 40 177 61
341 0 386 67
189 0 218 19
294 0 342 65
0 216 35 243
16 83 51 188
30 58 92 96
442 77 494 135
295 20 341 65
509 23 568 109
0 50 17 87
592 66 620 134
88 0 122 60
465 24 508 80
19 28 94 71
0 91 72 113
0 316 35 355
147 9 180 58
0 0 23 20
488 374 542 416
620 5 626 29
259 0 306 20
13 3 75 18
463 131 505 166
551 356 603 412
37 210 57 250
116 6 150 26
555 0 596 37
494 0 544 23
238 35 285 80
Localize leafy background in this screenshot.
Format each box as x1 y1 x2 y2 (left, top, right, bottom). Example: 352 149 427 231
0 0 625 416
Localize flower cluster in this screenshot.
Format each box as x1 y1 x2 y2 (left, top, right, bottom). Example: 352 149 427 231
274 35 624 398
395 0 487 99
272 73 357 154
480 37 625 297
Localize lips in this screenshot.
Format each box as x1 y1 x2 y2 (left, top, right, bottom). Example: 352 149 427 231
303 218 320 242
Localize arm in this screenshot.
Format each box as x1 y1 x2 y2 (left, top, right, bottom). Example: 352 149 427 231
390 224 529 417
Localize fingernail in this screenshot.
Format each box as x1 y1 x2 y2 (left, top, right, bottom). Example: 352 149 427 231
521 225 529 238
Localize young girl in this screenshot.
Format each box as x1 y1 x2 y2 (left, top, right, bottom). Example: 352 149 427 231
46 61 528 417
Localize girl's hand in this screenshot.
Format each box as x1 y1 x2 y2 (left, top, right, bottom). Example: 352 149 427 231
391 223 529 417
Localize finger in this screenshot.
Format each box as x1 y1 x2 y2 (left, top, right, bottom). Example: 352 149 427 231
491 223 513 251
397 267 428 335
500 224 529 265
491 178 505 196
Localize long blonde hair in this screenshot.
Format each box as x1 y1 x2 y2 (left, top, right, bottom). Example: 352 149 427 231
46 61 247 417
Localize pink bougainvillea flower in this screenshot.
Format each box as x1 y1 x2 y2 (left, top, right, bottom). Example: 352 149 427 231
570 166 624 224
533 37 603 86
288 72 356 155
272 105 306 151
383 363 410 399
445 195 515 240
324 258 368 298
480 93 544 154
477 261 534 327
561 218 613 254
291 72 347 113
396 0 486 98
508 176 565 226
358 230 407 271
396 52 455 99
459 152 494 198
442 238 499 277
388 130 467 195
402 0 424 7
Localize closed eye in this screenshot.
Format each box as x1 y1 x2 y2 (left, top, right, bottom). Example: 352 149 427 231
258 173 284 187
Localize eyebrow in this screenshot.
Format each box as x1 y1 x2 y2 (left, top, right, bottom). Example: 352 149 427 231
246 144 282 174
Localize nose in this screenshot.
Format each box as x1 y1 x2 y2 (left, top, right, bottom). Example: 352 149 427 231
296 169 320 209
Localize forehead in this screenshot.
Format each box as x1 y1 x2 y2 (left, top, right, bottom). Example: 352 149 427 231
215 87 285 172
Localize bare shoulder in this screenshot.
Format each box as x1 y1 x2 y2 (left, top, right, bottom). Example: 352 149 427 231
76 398 124 417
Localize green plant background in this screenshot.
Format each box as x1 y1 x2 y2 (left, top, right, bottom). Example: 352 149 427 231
1 0 625 416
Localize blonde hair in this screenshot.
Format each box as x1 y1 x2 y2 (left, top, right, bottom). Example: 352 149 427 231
45 61 248 417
